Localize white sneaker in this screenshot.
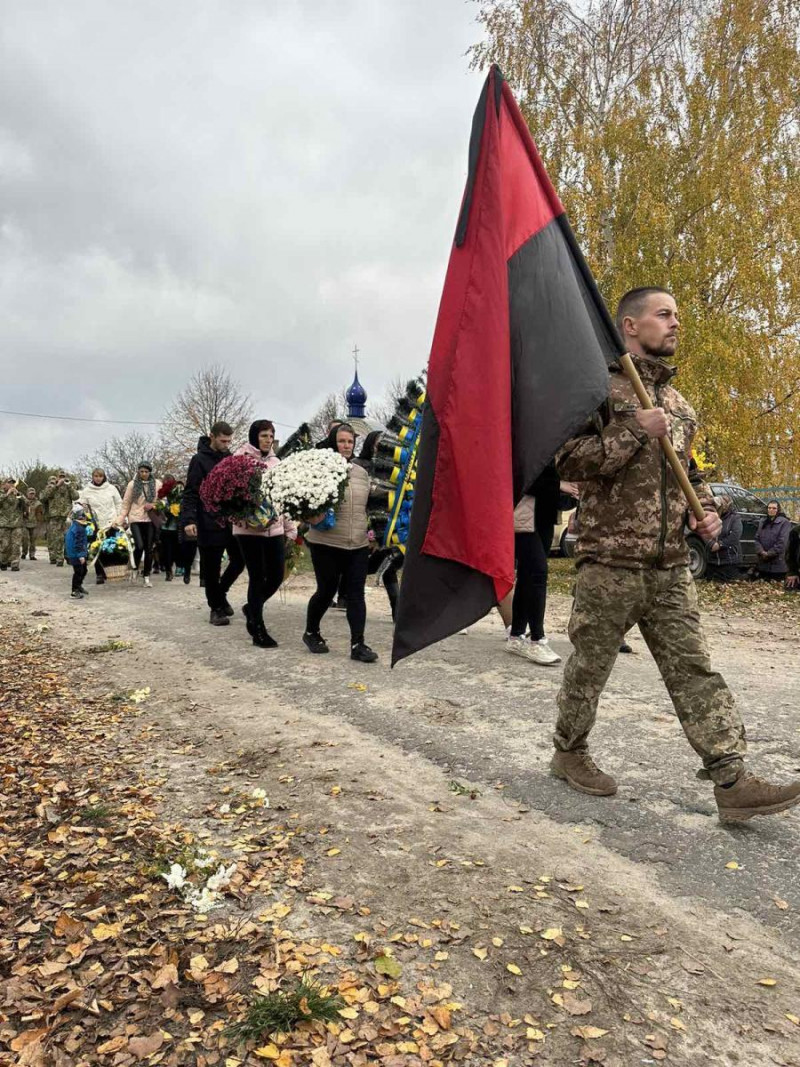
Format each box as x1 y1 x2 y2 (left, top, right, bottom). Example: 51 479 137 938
143 577 152 588
529 638 561 665
505 635 561 665
505 634 532 659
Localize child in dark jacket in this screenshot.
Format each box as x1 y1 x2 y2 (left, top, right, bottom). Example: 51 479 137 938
65 508 90 598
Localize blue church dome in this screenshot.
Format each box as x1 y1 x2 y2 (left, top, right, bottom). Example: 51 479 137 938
346 371 367 418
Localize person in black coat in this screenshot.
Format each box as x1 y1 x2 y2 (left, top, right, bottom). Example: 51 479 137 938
708 495 743 583
180 421 245 626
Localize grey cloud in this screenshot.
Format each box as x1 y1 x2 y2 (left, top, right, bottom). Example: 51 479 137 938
0 0 485 467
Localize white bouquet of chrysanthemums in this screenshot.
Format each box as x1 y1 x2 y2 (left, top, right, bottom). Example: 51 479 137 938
266 449 349 523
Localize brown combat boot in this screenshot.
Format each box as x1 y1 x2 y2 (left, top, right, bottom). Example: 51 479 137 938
550 750 618 796
714 773 800 822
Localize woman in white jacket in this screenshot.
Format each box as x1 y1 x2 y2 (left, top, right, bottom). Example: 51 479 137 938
78 468 123 585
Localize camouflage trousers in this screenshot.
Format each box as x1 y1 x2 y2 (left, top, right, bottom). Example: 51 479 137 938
47 520 66 563
555 563 746 786
22 527 38 558
0 527 22 567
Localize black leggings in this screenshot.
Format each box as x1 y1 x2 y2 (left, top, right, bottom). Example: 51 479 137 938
236 535 285 622
131 522 155 577
511 530 549 640
306 543 370 642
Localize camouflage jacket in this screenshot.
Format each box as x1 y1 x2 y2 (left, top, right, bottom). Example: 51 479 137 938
41 481 77 520
23 497 43 527
556 353 712 569
0 490 24 528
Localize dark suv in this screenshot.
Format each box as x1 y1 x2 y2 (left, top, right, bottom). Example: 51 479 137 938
564 482 771 578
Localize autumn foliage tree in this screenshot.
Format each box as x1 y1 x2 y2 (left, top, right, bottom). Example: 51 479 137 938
471 0 800 485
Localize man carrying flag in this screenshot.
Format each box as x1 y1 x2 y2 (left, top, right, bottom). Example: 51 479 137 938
394 66 800 824
552 288 800 822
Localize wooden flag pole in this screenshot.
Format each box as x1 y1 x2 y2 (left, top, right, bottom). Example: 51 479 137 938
618 353 706 522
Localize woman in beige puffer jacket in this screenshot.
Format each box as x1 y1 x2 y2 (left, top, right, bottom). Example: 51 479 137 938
303 423 377 663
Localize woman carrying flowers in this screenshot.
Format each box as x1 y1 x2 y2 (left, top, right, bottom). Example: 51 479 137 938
233 420 298 648
303 423 378 663
120 462 162 587
78 468 123 585
155 475 184 582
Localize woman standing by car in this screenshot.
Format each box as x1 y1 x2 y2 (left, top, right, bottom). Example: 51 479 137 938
233 420 297 648
120 463 162 586
78 468 123 585
754 500 791 581
708 495 742 583
303 423 377 663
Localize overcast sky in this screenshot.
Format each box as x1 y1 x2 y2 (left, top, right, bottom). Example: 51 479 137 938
0 0 486 469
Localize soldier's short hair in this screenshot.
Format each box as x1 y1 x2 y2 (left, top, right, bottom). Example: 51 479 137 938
210 421 234 437
616 287 673 333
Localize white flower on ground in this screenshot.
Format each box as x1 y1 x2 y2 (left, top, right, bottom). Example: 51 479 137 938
162 863 188 889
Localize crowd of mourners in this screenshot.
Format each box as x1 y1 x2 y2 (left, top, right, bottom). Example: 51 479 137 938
1 419 798 668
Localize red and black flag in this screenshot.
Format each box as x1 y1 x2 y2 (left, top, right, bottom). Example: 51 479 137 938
392 65 623 666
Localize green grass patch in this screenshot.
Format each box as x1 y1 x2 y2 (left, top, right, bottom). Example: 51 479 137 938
227 978 344 1041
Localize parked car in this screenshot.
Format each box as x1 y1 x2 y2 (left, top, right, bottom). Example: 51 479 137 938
562 483 774 578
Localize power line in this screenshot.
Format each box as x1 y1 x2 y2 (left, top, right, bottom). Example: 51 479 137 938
0 408 297 430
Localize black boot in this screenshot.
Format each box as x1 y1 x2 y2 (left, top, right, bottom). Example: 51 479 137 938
209 608 230 626
303 631 329 654
183 570 191 585
351 640 378 663
253 621 278 649
220 595 234 617
242 603 256 636
165 568 173 582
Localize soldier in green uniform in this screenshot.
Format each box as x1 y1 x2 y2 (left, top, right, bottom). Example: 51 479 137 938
22 487 42 560
40 470 76 566
0 477 24 571
552 287 800 823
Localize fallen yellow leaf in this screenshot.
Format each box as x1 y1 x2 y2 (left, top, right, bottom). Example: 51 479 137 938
92 921 122 942
786 1013 800 1025
472 946 488 960
572 1026 609 1040
620 935 634 942
492 937 504 947
541 927 563 941
670 1017 687 1031
507 885 525 893
326 848 341 857
526 1027 545 1040
338 1007 358 1020
725 861 740 870
254 1045 280 1060
757 978 777 987
506 963 522 975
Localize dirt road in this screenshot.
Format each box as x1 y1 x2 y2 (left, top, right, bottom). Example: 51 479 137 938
4 561 800 1065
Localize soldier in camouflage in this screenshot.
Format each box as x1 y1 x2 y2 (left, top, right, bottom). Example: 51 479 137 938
0 477 24 571
40 470 76 566
552 287 800 822
22 488 42 560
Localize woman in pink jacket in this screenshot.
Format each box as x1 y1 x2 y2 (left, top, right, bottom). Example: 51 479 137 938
233 420 298 648
120 462 162 586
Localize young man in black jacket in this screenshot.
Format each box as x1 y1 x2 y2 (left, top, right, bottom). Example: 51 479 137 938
181 421 245 625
